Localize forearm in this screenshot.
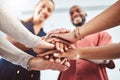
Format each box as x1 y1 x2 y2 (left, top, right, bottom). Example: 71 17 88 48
0 37 33 69
89 59 110 64
74 0 120 39
7 36 30 51
0 6 41 48
78 43 120 59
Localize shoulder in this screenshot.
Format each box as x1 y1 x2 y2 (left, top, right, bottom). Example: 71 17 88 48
99 31 110 36
99 31 111 39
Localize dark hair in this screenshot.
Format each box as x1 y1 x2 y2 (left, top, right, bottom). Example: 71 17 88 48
70 5 80 15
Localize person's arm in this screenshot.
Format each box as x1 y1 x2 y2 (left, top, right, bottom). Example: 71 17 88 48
88 32 112 64
0 6 41 48
50 0 120 43
0 6 54 53
0 37 33 69
7 16 34 51
0 37 69 71
75 0 120 39
7 36 31 51
54 42 120 60
63 43 120 60
77 43 120 59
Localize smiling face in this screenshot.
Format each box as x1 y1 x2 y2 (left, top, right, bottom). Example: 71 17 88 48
70 6 87 26
33 0 54 24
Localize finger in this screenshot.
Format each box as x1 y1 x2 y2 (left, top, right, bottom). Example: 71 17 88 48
44 55 49 59
59 29 71 33
46 38 74 52
50 30 60 34
37 50 58 57
47 30 59 38
59 42 64 52
43 55 50 60
47 38 62 44
47 36 72 46
60 58 67 64
70 44 76 49
67 44 76 49
49 54 55 62
55 42 60 51
58 65 69 71
64 45 69 51
66 29 71 33
46 38 55 44
56 53 67 58
39 40 55 49
64 61 70 68
46 38 53 42
55 58 61 63
49 58 54 62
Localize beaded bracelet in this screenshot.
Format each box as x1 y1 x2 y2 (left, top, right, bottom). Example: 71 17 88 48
73 27 82 40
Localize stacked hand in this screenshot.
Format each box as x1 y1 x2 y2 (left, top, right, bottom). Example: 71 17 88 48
30 28 78 71
33 39 55 54
38 28 75 56
33 28 74 54
48 30 78 44
48 27 82 44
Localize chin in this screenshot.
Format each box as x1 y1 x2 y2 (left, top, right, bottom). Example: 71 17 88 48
38 19 44 22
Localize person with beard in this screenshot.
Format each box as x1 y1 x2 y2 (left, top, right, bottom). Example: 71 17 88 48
48 0 120 60
58 5 115 80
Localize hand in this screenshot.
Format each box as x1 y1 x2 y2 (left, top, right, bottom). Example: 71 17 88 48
33 39 55 54
45 28 75 53
27 56 70 71
53 48 79 60
37 48 79 60
49 32 77 44
46 37 75 52
47 28 71 38
37 49 59 57
43 54 70 70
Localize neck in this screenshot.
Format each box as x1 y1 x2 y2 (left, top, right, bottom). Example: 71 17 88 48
34 22 44 28
33 22 44 35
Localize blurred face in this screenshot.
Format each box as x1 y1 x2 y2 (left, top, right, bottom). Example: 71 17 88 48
70 6 86 26
33 0 54 24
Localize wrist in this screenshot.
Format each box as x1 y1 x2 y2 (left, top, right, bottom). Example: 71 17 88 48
27 57 34 71
73 27 83 40
76 48 80 59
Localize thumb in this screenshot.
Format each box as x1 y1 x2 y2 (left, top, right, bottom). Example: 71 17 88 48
37 40 55 49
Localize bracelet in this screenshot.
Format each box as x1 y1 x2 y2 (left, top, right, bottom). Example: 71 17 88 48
73 27 82 40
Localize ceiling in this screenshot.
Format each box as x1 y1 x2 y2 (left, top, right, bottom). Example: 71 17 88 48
0 0 117 14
